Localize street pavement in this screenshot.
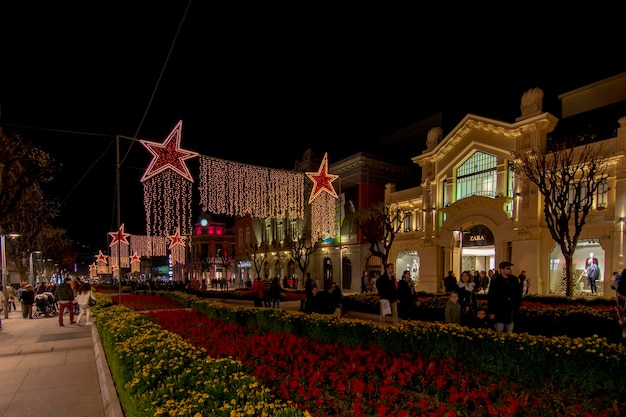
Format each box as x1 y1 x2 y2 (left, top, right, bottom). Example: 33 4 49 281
0 305 123 417
0 292 383 417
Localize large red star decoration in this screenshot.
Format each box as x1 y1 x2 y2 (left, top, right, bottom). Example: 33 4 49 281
168 227 186 249
109 224 131 247
140 120 199 182
130 251 141 264
305 152 339 203
95 250 108 264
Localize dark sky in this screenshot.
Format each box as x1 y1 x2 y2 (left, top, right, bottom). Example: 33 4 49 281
1 2 624 251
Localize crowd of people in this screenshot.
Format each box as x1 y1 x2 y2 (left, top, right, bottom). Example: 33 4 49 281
246 260 625 343
0 277 97 327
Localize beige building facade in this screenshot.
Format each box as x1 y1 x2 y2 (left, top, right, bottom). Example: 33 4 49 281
387 72 626 297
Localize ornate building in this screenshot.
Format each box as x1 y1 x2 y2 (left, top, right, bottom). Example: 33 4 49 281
189 213 235 290
387 71 626 297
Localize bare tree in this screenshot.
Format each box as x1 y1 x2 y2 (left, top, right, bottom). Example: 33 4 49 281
354 202 406 266
515 142 609 297
284 228 321 288
245 241 269 281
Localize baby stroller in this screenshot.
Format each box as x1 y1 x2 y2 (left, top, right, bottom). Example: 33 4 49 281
33 292 57 318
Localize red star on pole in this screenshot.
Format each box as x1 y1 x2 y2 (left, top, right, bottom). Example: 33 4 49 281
95 250 108 265
109 224 131 247
89 262 97 273
168 227 186 249
305 152 339 203
130 251 141 264
140 120 199 182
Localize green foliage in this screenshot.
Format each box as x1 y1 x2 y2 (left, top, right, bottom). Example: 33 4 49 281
95 300 307 417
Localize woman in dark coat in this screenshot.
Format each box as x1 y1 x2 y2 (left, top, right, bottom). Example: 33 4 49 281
397 270 418 320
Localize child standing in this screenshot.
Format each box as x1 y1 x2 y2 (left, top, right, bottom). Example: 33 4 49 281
470 307 494 329
445 291 461 324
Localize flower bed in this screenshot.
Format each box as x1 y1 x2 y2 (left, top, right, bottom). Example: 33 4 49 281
99 293 626 416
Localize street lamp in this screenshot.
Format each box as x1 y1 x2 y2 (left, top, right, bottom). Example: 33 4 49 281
2 233 21 319
29 250 42 286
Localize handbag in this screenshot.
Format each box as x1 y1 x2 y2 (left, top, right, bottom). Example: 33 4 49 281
380 299 391 316
88 296 97 307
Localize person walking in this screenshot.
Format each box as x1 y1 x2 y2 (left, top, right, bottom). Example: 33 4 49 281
360 271 369 293
6 284 17 312
75 282 95 325
56 277 76 326
488 261 521 333
21 284 35 319
376 263 399 325
250 277 266 307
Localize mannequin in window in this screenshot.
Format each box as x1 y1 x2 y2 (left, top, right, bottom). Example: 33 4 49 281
585 252 600 294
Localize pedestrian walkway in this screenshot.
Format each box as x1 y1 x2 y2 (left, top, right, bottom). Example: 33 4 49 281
0 306 123 417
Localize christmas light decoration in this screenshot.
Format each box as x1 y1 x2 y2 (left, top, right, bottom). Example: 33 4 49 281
140 120 198 182
311 192 337 244
89 262 97 278
130 235 168 257
95 250 108 275
168 227 187 265
95 250 108 264
198 156 305 219
109 224 131 268
140 120 198 239
109 224 131 247
167 227 186 249
130 251 141 274
306 152 338 203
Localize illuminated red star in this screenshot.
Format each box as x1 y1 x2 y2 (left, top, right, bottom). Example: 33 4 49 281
305 152 339 203
109 224 131 247
140 120 199 182
168 227 186 249
89 263 97 273
95 250 108 265
130 251 141 264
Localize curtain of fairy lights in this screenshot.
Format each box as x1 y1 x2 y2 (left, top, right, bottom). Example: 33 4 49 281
143 170 194 238
311 192 336 244
130 235 168 257
110 243 130 268
198 156 305 219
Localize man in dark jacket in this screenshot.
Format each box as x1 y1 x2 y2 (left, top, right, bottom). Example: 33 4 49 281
56 277 75 326
21 284 36 319
376 263 399 324
487 261 521 333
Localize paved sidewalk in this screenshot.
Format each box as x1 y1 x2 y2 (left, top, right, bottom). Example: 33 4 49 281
0 306 123 417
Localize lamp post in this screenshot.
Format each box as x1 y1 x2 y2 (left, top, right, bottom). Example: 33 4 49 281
1 233 21 319
29 250 42 286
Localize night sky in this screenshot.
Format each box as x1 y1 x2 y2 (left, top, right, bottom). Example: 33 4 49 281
1 2 623 251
